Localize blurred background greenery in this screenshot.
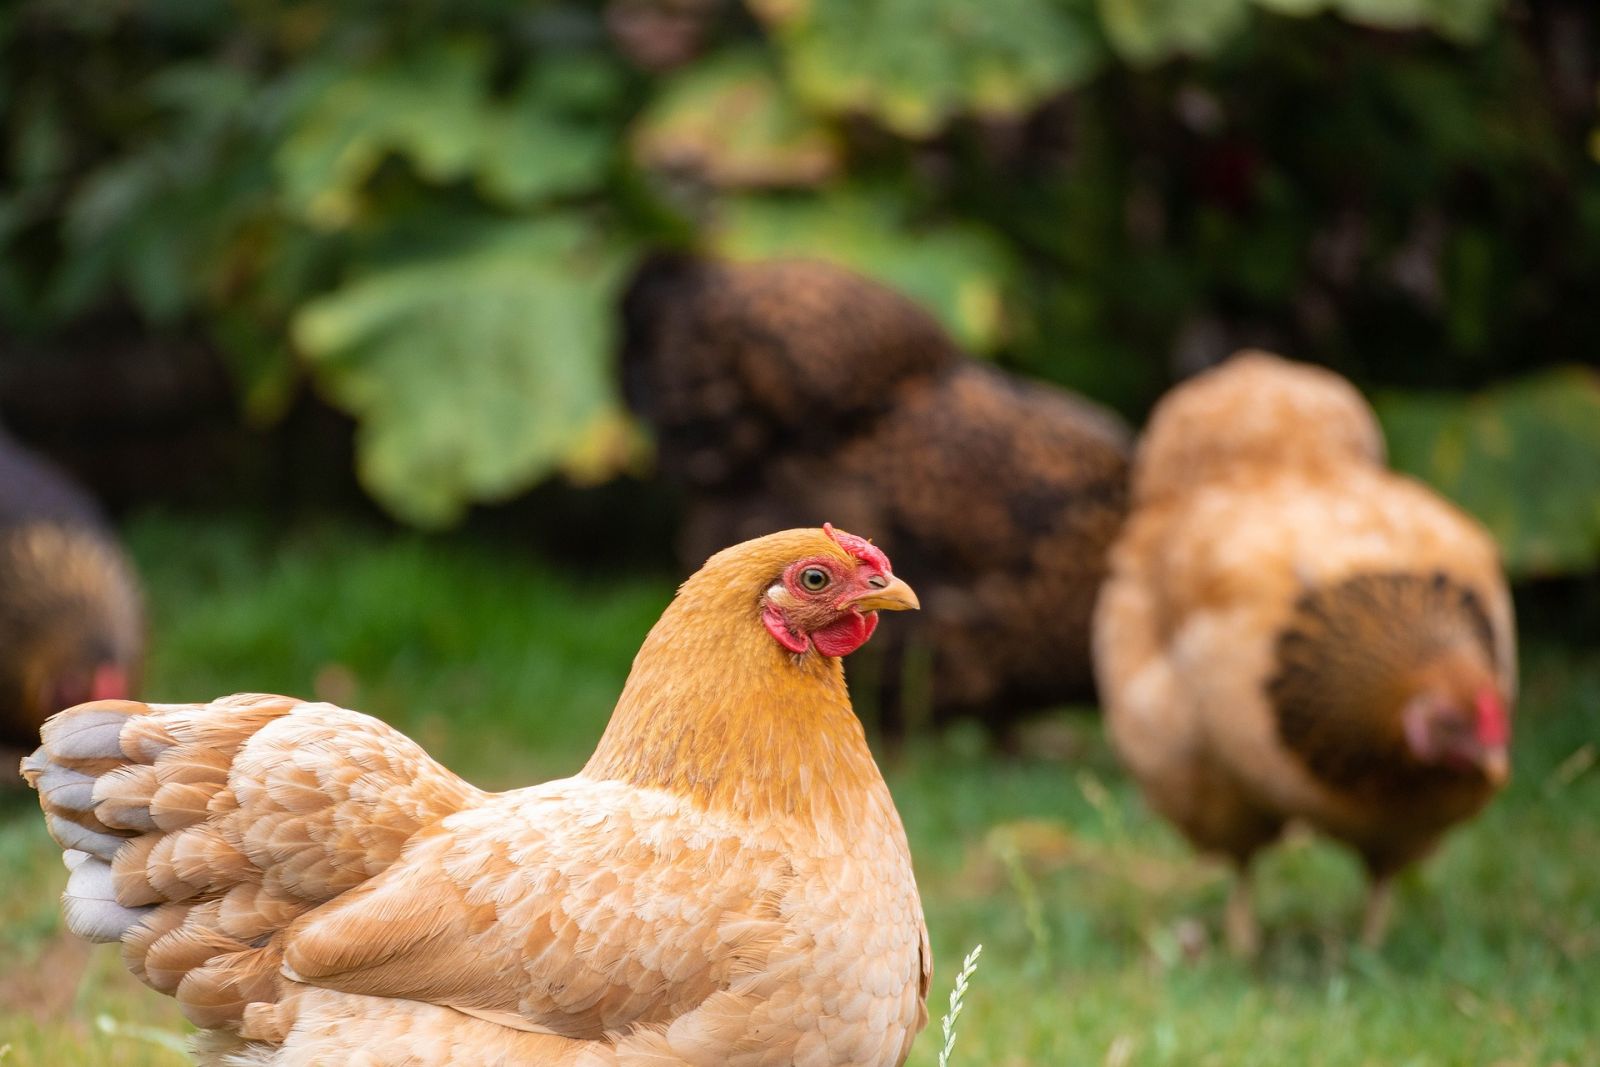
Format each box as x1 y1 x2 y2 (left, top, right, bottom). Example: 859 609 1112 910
2 0 1598 580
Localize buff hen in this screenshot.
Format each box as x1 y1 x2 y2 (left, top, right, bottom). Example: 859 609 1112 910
0 425 142 776
1094 352 1515 952
24 526 929 1066
622 252 1130 736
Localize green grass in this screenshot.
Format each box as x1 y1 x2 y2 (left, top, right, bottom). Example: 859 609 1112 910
2 513 1597 1065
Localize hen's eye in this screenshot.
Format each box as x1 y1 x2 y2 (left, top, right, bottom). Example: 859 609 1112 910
799 567 830 591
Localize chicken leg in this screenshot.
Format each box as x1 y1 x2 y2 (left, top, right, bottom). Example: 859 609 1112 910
1225 862 1261 958
1360 874 1394 948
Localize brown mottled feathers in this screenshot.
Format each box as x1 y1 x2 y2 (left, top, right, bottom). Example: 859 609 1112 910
622 253 1131 729
0 430 143 763
1268 570 1499 796
25 529 929 1066
1095 351 1515 881
621 253 962 489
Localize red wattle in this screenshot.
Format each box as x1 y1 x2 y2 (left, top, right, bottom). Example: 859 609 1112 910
811 611 878 658
1475 688 1509 747
762 605 811 654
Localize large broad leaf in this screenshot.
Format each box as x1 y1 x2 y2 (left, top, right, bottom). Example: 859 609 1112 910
1096 0 1250 65
275 41 489 229
48 60 274 323
275 40 616 229
292 218 630 527
747 0 1107 138
1377 367 1600 578
1254 0 1500 42
713 188 1016 351
630 48 840 189
476 54 625 209
1099 0 1497 65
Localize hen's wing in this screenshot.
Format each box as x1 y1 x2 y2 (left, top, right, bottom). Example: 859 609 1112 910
280 778 800 1041
23 694 483 1028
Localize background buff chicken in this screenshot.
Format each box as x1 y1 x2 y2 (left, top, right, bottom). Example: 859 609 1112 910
24 525 929 1066
0 425 143 775
621 252 1130 735
1093 352 1515 953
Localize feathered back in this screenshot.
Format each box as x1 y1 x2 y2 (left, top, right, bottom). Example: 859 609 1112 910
619 253 960 488
1132 351 1385 505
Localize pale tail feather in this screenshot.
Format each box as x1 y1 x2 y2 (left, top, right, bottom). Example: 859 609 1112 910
23 693 484 1035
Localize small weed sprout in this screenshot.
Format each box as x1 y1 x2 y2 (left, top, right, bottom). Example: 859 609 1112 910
937 943 984 1067
994 839 1050 971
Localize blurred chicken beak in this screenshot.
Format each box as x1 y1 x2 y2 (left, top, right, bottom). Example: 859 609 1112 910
848 576 920 613
1481 746 1510 787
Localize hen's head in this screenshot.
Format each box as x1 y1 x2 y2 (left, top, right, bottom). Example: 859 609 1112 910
0 522 142 732
698 524 919 659
1401 655 1512 786
20 635 132 717
591 525 920 810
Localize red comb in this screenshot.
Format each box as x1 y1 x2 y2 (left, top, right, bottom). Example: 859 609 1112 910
823 523 891 575
1475 688 1509 748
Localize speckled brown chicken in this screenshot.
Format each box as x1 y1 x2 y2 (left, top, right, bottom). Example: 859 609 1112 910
1093 352 1515 952
0 426 142 776
621 253 1131 734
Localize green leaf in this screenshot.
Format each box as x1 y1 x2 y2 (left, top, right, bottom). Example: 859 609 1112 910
1377 367 1600 578
630 48 839 189
749 0 1107 137
713 188 1016 351
476 54 623 209
1254 0 1501 42
1097 0 1251 65
1249 0 1323 14
1097 0 1497 63
52 60 276 324
275 40 492 229
293 218 630 527
276 41 618 226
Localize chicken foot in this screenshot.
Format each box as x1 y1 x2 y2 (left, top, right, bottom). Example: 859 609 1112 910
1225 863 1261 958
1360 875 1394 948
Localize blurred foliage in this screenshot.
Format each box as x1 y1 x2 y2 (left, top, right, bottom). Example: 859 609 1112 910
712 187 1016 349
1 0 1597 555
292 217 628 525
1379 366 1600 579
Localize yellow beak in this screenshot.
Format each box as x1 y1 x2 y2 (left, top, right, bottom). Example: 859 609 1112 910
846 575 920 613
1482 746 1510 787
